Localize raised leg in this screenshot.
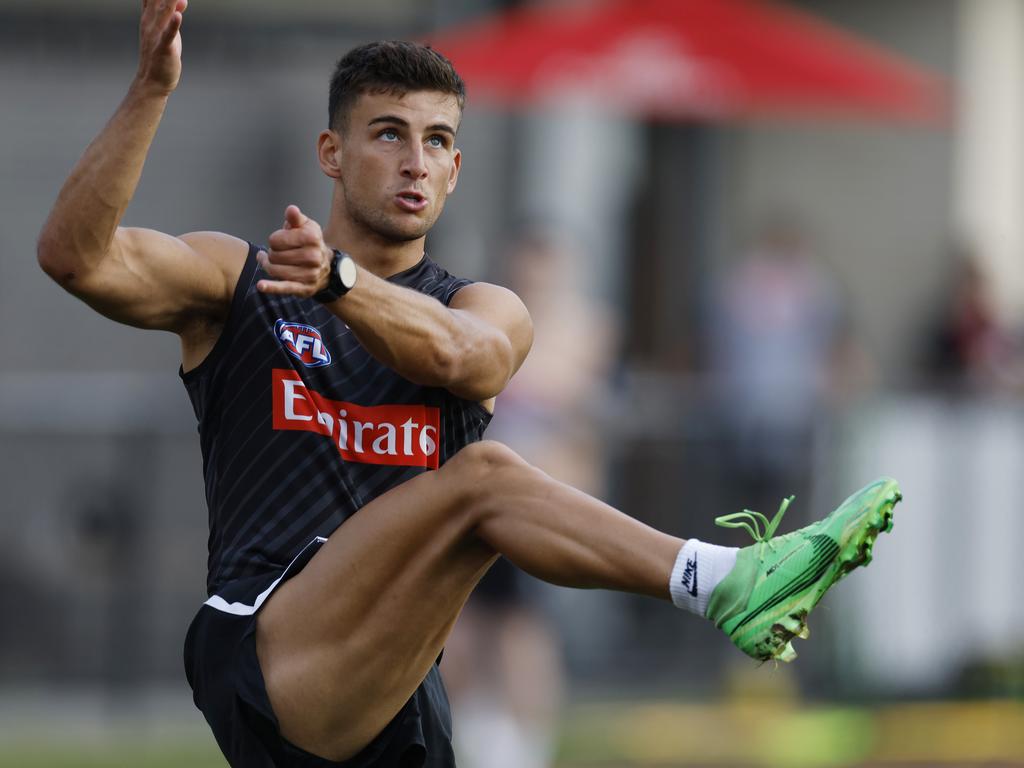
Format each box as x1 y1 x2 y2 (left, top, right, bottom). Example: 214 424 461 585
255 440 682 760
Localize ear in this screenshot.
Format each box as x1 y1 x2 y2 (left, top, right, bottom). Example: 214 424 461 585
318 129 342 179
447 147 462 195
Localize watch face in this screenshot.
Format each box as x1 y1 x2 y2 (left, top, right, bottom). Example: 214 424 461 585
338 255 358 290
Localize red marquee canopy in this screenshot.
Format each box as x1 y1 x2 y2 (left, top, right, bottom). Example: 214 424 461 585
428 0 947 122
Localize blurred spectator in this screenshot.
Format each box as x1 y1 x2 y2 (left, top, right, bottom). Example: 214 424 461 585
706 219 860 516
442 228 617 768
924 247 1023 395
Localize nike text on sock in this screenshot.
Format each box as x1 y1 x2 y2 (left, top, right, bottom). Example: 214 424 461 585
669 539 739 617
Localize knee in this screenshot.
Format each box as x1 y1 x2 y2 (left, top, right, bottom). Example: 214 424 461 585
444 441 557 539
443 441 532 506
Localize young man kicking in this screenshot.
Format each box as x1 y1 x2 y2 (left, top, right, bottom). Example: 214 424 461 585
37 2 901 766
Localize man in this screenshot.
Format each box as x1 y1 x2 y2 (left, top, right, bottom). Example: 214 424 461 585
37 2 901 766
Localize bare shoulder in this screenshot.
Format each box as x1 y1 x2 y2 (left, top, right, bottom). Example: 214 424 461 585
171 232 249 369
449 281 531 322
178 230 250 294
171 230 251 326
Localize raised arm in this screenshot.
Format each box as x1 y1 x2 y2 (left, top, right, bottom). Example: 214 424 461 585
36 0 243 335
257 206 533 402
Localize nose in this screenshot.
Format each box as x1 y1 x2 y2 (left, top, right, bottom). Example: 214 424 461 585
400 142 428 181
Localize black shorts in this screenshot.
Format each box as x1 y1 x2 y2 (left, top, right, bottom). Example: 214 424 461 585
184 538 456 768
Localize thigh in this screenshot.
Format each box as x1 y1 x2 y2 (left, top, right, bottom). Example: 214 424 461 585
256 450 496 762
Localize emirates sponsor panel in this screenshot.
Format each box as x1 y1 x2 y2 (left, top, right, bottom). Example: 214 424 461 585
272 369 440 468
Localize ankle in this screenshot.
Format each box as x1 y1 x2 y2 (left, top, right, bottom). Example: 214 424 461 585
668 539 738 617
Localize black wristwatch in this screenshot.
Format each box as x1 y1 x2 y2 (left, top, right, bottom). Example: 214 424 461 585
314 249 358 303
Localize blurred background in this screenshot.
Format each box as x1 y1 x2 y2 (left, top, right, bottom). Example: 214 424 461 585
2 0 1023 766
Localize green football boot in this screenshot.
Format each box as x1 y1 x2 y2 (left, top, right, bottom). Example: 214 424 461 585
706 477 901 662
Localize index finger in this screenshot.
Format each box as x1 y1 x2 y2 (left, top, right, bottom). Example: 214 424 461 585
268 227 320 253
257 278 313 297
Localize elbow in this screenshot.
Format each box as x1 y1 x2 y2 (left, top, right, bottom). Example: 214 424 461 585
37 227 110 287
440 335 515 402
428 339 461 387
36 230 65 282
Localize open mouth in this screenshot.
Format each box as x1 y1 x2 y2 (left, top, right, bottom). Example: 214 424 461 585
395 191 428 212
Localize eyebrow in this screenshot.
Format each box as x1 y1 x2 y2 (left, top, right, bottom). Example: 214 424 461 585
367 115 456 136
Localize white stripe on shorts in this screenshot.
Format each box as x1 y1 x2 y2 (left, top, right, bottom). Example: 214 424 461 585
204 536 328 616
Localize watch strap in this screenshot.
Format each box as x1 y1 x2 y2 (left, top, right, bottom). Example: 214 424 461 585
313 249 353 303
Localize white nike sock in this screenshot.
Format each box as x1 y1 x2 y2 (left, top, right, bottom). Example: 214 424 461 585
669 539 739 617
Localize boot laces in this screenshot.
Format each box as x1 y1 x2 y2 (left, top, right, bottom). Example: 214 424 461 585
714 496 794 549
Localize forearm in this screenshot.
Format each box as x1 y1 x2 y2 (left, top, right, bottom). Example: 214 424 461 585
38 81 170 280
38 0 184 282
332 270 473 389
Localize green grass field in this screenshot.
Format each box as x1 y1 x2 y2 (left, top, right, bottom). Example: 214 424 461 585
0 741 225 768
2 700 1021 767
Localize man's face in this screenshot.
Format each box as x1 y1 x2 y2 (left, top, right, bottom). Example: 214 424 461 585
333 89 462 244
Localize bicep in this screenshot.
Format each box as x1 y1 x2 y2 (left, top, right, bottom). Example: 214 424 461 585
448 283 534 398
70 228 246 332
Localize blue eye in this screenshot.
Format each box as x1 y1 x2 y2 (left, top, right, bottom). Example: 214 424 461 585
380 129 399 142
427 136 444 148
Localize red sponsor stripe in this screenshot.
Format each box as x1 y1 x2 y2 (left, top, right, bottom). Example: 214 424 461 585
272 369 440 469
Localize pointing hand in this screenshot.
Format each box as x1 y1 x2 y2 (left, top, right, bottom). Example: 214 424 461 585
257 205 333 298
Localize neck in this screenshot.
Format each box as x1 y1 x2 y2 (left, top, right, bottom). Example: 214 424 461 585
322 193 426 280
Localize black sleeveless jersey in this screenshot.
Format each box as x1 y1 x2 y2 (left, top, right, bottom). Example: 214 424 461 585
181 243 491 596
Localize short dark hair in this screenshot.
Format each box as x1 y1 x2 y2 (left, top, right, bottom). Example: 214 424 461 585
328 41 466 132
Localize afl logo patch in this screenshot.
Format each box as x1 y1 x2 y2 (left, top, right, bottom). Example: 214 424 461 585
275 319 332 368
